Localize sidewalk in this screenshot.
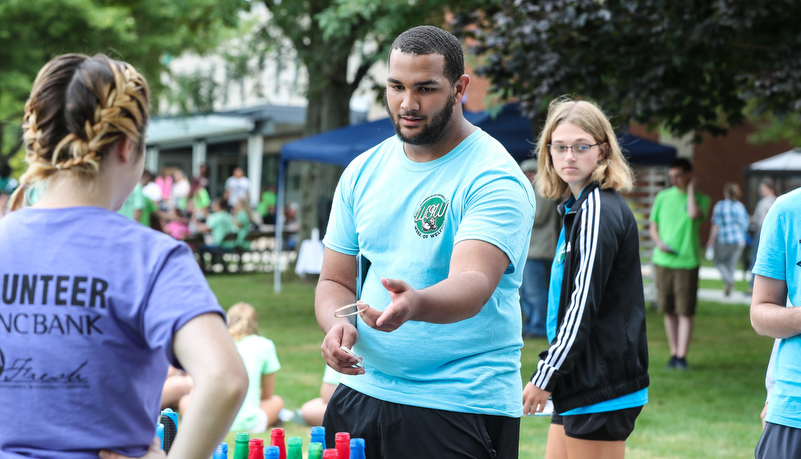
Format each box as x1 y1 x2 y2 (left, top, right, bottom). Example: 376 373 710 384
644 266 752 306
697 266 752 306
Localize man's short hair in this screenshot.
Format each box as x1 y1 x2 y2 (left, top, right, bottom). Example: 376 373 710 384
390 25 464 85
670 158 693 172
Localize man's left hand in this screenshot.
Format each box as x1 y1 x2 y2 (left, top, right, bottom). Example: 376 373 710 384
359 278 419 332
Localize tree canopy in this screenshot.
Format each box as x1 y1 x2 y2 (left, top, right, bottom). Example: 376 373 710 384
453 0 801 139
0 0 244 163
260 0 474 135
258 0 478 237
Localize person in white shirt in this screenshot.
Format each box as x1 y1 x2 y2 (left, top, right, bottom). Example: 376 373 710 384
225 167 250 208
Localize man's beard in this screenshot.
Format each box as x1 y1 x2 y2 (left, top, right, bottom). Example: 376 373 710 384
384 92 454 146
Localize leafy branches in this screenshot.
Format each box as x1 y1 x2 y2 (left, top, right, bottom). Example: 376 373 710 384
454 0 801 139
0 0 245 162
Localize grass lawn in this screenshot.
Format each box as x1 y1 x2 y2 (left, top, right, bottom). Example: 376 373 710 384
206 272 774 458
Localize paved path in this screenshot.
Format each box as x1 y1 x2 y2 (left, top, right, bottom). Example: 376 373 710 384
698 266 752 305
645 266 753 306
697 288 751 305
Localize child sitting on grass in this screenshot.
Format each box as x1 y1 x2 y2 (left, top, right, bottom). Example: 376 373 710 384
227 302 285 433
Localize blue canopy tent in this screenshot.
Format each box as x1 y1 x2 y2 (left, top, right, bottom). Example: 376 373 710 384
273 103 676 291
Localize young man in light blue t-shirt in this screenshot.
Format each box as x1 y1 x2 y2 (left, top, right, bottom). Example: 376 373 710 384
315 26 535 458
751 187 801 458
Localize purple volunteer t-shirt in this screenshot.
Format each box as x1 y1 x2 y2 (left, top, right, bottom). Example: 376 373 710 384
0 206 223 459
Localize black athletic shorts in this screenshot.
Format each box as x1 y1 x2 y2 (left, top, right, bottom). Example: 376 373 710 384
551 406 643 441
756 422 801 459
322 385 520 458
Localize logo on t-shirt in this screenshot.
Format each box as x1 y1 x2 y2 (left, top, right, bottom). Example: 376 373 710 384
413 194 449 239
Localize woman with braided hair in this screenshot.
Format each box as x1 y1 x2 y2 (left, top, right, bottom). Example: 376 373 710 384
0 54 247 459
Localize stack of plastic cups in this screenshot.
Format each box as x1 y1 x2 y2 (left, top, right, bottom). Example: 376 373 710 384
270 428 286 459
213 443 228 459
265 445 280 459
349 439 366 459
248 439 264 459
335 432 350 459
286 437 302 459
310 426 326 449
308 442 323 459
233 433 249 459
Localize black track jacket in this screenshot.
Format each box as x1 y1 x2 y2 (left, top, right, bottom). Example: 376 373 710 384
530 184 649 413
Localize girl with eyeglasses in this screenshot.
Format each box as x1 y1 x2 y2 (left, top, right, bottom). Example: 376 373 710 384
523 97 649 459
0 54 247 459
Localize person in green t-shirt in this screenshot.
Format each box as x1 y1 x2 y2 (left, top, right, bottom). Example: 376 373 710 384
233 197 252 248
196 198 237 272
184 177 210 221
117 182 145 221
201 198 237 248
649 158 710 370
257 184 277 224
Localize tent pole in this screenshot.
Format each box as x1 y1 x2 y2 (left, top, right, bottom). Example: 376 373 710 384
274 159 287 293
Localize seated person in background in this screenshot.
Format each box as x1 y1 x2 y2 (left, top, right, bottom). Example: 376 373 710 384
185 177 210 222
171 169 190 211
198 198 237 247
164 208 191 240
227 302 285 432
284 202 300 250
196 198 237 270
161 365 193 411
233 197 253 248
258 184 277 225
299 365 341 427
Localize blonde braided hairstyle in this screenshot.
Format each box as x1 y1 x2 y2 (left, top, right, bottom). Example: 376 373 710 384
9 53 150 210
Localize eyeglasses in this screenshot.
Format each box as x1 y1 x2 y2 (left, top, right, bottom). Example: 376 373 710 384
548 143 600 154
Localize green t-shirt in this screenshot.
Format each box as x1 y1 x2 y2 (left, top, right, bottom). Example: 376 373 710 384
257 190 276 217
229 335 281 432
117 183 145 220
235 209 251 247
180 188 210 213
207 210 237 247
650 187 711 269
139 198 157 227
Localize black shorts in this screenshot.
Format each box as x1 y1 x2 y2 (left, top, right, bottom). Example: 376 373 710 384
551 406 643 442
323 385 520 459
756 422 801 459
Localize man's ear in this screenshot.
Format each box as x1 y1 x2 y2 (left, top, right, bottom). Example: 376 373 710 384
454 74 470 104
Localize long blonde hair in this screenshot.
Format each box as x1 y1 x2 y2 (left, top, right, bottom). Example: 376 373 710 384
534 96 634 200
227 302 259 341
10 53 150 210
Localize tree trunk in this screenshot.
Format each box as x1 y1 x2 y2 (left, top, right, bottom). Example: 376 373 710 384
297 58 352 241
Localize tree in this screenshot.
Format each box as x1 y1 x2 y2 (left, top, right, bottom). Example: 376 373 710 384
259 0 480 238
746 112 801 148
0 0 244 166
452 0 801 139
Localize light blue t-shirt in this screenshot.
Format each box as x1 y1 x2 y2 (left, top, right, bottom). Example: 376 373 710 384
324 128 535 417
546 199 648 415
0 207 224 459
753 188 801 429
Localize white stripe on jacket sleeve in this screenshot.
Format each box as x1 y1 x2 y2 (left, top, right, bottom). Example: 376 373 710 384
532 189 601 389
